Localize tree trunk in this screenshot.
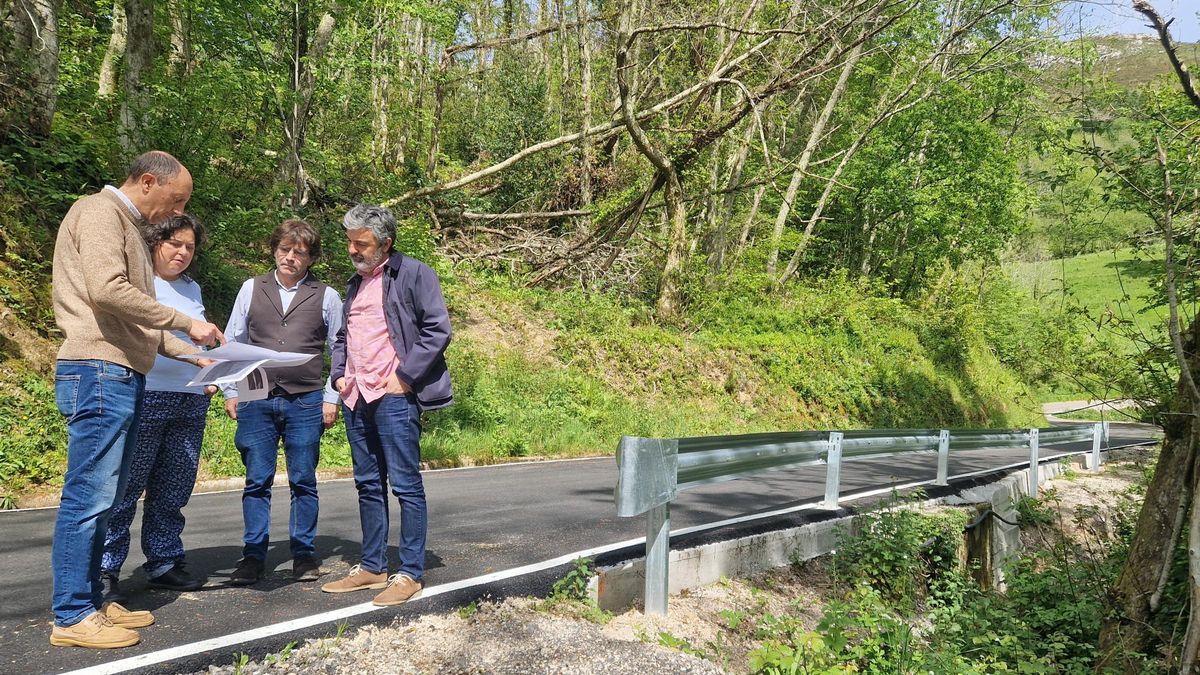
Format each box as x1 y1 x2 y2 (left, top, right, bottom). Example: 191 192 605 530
371 7 392 172
1098 17 1200 667
283 4 337 209
734 183 766 257
167 0 189 75
657 172 689 319
1097 316 1199 671
706 116 756 277
615 1 687 320
120 0 152 151
14 0 60 137
97 0 126 97
575 0 593 206
766 43 860 279
556 0 569 134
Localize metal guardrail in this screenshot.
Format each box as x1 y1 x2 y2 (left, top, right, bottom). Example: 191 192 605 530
614 423 1109 615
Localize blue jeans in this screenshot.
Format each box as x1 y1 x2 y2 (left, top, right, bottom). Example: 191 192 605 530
102 391 209 578
235 389 322 561
51 360 145 627
344 394 425 580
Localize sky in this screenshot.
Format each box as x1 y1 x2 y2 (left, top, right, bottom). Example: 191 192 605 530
1058 1 1200 42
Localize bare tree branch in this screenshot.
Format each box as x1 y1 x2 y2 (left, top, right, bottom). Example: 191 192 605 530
1133 0 1200 109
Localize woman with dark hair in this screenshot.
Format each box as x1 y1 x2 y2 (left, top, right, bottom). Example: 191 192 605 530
100 213 214 601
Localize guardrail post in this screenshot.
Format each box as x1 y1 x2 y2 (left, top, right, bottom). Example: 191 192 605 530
1028 428 1040 498
1088 422 1103 472
644 502 670 615
1103 421 1110 443
935 429 950 486
823 432 844 509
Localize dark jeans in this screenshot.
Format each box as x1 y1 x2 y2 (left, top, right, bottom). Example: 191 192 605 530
51 359 144 627
102 391 209 578
344 394 425 580
235 389 322 561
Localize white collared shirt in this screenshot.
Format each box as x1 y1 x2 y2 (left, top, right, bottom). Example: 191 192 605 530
220 271 343 403
104 185 142 220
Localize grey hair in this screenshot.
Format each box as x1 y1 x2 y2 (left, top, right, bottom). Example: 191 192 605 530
126 150 184 184
342 204 396 250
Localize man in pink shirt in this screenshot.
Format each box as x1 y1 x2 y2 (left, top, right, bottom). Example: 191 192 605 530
320 204 452 606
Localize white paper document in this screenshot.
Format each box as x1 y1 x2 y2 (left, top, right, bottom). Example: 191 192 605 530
182 343 317 387
236 367 270 401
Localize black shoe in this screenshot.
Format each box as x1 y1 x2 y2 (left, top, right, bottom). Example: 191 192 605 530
148 565 203 591
292 557 322 582
100 571 127 605
230 558 264 586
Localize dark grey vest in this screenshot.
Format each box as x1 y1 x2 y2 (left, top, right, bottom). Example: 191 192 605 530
247 272 329 395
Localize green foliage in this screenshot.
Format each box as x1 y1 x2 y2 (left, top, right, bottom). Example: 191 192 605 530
541 558 611 624
550 558 595 602
718 609 745 630
0 0 1114 496
1012 493 1057 526
748 465 1170 673
199 397 353 479
231 651 250 675
0 371 68 493
831 494 968 610
658 630 705 658
749 587 930 674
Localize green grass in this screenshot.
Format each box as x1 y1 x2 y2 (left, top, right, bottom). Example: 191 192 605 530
1 267 1054 499
198 399 354 480
1013 247 1167 355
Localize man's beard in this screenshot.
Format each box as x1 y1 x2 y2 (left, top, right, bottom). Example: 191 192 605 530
352 248 388 273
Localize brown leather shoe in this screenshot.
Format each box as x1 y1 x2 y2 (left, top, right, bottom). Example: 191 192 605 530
102 602 155 628
319 564 388 593
50 611 140 649
372 574 423 607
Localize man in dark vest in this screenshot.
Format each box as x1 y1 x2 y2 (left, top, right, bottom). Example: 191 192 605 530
220 219 343 585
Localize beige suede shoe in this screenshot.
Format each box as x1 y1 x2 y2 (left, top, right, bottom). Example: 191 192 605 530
102 601 155 628
319 564 389 593
372 574 423 607
49 611 140 649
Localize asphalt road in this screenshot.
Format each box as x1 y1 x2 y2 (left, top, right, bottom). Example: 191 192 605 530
0 423 1158 674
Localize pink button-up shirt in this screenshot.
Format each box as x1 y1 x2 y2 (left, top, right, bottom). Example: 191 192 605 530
341 260 401 410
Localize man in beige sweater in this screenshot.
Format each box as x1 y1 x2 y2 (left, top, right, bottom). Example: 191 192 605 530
49 151 225 649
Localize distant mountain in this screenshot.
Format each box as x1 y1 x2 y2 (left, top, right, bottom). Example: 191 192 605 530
1056 33 1200 89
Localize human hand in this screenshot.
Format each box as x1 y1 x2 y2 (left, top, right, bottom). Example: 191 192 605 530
188 319 226 347
335 377 346 394
322 402 339 429
224 397 238 420
384 372 411 395
203 385 218 396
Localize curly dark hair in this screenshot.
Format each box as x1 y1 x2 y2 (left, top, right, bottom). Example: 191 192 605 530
141 213 206 278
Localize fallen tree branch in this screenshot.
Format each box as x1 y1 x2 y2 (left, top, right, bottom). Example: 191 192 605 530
438 209 592 221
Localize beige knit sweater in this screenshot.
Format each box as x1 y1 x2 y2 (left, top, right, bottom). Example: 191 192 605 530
52 189 196 374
